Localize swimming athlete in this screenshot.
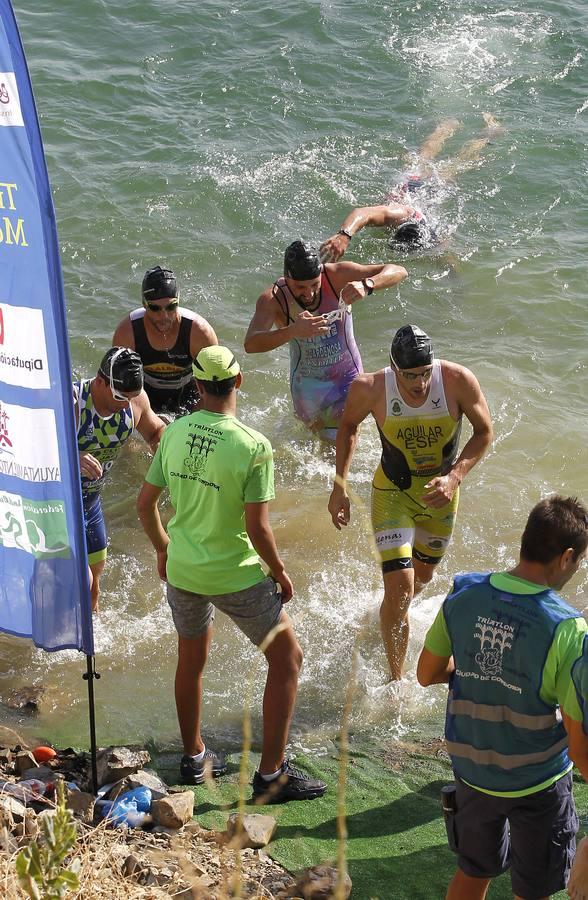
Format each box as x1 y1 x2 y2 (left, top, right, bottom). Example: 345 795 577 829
112 266 218 417
75 347 165 611
244 240 408 441
327 325 492 680
320 115 504 261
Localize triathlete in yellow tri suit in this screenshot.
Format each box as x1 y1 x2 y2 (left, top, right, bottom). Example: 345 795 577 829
328 325 493 680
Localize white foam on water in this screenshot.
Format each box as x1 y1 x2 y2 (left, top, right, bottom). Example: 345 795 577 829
394 10 556 95
553 52 582 82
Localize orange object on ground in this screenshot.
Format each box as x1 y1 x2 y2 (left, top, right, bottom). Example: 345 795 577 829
32 746 57 763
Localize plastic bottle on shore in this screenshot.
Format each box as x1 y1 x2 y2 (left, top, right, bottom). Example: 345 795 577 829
0 779 47 802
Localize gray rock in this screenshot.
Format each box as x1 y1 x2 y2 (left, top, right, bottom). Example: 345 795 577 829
226 813 277 849
105 768 168 801
151 791 194 829
5 686 44 711
123 854 146 879
66 789 95 823
0 795 27 828
95 746 151 787
15 751 39 776
292 864 352 899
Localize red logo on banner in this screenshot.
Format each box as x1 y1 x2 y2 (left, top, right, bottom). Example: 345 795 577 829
0 404 12 448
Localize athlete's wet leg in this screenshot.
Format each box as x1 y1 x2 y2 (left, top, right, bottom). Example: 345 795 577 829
380 558 437 679
438 114 505 178
89 559 105 612
416 118 462 163
413 557 437 595
380 567 413 680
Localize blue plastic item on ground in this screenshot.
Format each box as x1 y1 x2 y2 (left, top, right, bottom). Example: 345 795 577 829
103 786 152 829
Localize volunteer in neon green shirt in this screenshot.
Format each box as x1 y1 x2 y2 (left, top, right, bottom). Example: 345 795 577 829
137 346 326 803
418 496 588 900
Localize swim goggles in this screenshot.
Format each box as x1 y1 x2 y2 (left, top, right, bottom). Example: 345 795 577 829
322 294 352 326
144 298 179 313
106 347 133 402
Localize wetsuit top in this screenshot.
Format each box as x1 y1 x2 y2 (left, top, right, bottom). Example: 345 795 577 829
74 379 134 499
272 270 363 436
374 360 461 491
130 307 198 412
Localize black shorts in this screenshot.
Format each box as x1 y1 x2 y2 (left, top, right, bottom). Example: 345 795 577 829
453 773 578 899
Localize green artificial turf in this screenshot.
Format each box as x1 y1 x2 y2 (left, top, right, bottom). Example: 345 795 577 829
154 741 588 899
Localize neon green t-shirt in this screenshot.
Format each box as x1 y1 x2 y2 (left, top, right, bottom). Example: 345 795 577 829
146 411 274 595
424 572 587 797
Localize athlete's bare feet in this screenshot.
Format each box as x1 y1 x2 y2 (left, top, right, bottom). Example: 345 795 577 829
481 112 506 137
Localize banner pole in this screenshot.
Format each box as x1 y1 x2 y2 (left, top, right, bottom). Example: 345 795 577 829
83 655 100 794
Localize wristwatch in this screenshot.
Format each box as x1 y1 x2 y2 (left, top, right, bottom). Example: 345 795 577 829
338 228 353 241
362 277 375 295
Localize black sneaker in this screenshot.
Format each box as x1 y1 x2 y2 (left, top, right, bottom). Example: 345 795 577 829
252 758 327 804
180 748 227 785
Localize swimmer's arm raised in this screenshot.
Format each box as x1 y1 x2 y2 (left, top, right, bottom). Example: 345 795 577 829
423 365 493 508
320 205 415 262
330 261 408 305
244 292 329 353
328 376 374 530
245 501 293 602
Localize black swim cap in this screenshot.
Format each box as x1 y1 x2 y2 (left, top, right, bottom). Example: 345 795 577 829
391 220 428 248
390 325 433 369
99 347 144 392
141 266 177 302
283 241 322 280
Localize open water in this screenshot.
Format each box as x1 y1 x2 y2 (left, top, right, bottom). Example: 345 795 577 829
1 0 587 754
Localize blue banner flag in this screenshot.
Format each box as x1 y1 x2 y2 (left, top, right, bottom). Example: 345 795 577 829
0 1 93 653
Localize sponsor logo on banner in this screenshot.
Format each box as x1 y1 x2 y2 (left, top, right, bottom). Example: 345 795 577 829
0 490 70 558
0 401 60 482
0 73 24 127
0 304 49 389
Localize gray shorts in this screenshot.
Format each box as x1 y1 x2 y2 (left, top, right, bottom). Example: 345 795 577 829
454 772 578 898
166 576 283 646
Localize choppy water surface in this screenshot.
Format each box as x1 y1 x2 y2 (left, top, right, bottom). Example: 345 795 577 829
1 0 587 752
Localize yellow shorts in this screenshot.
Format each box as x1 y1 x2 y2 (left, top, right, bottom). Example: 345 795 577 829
371 468 459 572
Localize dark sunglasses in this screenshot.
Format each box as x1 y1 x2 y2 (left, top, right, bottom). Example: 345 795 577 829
144 298 179 313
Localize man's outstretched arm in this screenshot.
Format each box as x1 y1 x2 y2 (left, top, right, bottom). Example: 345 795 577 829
320 205 415 262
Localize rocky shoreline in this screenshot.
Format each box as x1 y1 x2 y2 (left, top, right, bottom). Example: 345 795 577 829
0 742 350 899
